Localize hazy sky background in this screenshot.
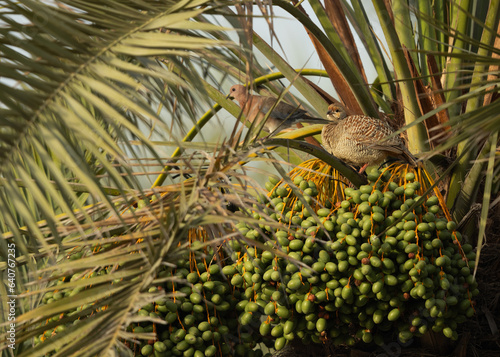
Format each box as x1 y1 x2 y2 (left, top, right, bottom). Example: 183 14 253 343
252 1 381 89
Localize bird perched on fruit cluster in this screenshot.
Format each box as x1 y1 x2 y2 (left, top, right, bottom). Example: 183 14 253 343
321 103 417 173
227 84 329 134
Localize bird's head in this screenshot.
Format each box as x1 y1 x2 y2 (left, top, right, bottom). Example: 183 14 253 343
226 84 248 103
326 103 347 121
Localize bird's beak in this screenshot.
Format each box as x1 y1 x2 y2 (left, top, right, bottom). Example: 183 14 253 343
226 93 233 99
326 110 332 116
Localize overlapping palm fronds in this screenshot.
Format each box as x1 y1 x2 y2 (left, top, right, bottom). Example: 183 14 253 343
1 0 500 356
0 0 246 355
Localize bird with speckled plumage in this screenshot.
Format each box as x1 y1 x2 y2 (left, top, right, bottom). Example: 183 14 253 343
321 103 417 173
227 84 329 134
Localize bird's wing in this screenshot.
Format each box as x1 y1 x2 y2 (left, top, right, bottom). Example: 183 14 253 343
259 97 308 120
345 116 404 151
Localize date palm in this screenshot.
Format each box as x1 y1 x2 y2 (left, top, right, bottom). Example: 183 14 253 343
0 0 499 356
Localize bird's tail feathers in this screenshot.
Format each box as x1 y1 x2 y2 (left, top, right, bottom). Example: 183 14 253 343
301 117 330 125
402 147 418 167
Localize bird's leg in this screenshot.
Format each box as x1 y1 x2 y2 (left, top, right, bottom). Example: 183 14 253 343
358 163 369 174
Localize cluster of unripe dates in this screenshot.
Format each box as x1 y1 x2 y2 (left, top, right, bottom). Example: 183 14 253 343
35 168 477 356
